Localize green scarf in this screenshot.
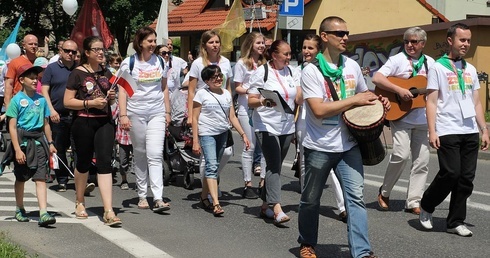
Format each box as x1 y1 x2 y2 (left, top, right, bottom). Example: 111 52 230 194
316 53 345 99
436 54 467 95
402 50 426 77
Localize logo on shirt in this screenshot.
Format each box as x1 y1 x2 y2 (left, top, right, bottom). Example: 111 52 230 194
20 99 29 107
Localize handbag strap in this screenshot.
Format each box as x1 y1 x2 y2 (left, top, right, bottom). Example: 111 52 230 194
205 89 231 126
310 58 339 101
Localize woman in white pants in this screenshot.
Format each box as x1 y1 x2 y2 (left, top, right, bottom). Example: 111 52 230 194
119 27 171 213
234 32 267 199
296 34 346 222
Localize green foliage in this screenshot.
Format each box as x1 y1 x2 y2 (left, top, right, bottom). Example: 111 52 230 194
0 0 161 56
0 231 38 258
485 111 490 122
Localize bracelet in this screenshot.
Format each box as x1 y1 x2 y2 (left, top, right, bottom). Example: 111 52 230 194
481 126 488 132
240 132 245 137
165 112 171 114
120 115 128 118
83 99 88 110
48 141 55 145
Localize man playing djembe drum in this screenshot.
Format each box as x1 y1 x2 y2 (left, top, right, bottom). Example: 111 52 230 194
297 16 390 258
372 27 435 215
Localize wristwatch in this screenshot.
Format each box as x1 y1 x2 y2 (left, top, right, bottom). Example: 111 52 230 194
48 141 55 145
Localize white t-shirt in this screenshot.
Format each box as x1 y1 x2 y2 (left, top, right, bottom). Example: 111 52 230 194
194 88 232 136
120 54 168 114
48 54 60 64
301 55 368 153
189 56 233 90
167 56 188 93
427 61 480 136
377 52 435 125
248 62 297 136
233 59 257 114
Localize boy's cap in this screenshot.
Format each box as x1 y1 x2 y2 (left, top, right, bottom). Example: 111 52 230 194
33 57 49 68
17 63 44 78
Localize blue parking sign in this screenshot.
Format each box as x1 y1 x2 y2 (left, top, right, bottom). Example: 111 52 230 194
279 0 304 17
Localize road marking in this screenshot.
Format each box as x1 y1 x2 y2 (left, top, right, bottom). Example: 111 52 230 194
282 161 490 211
0 171 174 258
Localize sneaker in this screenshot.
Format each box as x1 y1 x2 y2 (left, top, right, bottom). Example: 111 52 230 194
153 200 170 213
299 244 316 258
419 207 433 230
242 187 259 199
15 209 30 222
447 225 473 237
120 181 129 190
138 198 150 209
57 184 67 192
38 213 56 227
338 211 347 223
84 182 96 196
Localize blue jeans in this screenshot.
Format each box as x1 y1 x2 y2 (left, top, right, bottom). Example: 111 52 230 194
298 146 372 258
50 115 73 184
199 131 227 179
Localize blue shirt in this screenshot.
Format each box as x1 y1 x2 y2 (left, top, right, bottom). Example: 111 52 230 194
41 60 75 115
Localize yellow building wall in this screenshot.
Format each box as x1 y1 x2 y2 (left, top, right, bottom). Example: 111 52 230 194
304 0 436 34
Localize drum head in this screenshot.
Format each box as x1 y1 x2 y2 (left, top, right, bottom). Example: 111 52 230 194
343 100 384 127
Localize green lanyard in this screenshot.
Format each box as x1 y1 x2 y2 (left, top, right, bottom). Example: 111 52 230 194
436 54 467 95
316 53 345 99
402 50 426 77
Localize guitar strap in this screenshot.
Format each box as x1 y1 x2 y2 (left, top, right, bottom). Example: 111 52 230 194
311 58 339 101
409 54 429 79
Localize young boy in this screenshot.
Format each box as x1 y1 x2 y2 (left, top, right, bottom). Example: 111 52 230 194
5 63 57 226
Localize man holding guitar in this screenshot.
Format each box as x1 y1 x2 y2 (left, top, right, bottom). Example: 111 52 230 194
372 27 435 215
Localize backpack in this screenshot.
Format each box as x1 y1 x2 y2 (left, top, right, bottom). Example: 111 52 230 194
129 54 165 75
262 62 292 83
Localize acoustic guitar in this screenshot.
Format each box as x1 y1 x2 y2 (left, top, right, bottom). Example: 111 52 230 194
374 75 428 121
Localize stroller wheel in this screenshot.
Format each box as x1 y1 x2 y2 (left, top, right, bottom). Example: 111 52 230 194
183 170 194 190
163 159 172 186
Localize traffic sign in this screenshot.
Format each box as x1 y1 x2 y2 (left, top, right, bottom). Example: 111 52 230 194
279 0 304 17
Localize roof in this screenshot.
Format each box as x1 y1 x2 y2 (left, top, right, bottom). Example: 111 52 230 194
150 0 313 35
416 0 450 22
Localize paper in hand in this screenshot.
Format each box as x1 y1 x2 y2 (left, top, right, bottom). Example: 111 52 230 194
258 88 294 114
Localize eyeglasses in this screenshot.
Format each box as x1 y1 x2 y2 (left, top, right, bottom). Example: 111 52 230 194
160 51 170 56
212 73 224 81
404 40 423 45
323 30 350 38
63 49 77 55
90 47 106 53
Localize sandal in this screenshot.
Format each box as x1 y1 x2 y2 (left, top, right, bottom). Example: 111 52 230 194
138 198 150 209
153 200 171 213
103 210 122 227
273 211 290 225
213 204 224 217
200 197 212 210
38 212 56 227
15 208 30 222
259 207 274 219
75 202 88 219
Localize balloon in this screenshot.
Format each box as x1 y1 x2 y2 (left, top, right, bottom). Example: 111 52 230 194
6 43 21 59
62 0 78 16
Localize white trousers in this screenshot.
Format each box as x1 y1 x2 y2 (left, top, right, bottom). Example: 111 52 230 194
128 112 166 201
238 112 265 182
380 120 429 209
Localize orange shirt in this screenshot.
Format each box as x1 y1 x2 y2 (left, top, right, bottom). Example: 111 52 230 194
6 55 33 95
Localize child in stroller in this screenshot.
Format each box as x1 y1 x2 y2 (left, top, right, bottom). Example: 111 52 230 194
164 86 200 189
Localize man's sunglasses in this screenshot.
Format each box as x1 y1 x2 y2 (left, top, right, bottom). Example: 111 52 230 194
63 49 77 55
323 30 349 38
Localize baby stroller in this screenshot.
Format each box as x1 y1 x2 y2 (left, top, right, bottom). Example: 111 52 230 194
163 87 200 189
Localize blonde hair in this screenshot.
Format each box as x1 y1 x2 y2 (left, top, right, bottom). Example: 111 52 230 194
240 32 267 70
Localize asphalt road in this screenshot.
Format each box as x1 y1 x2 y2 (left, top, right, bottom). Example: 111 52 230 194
1 130 490 258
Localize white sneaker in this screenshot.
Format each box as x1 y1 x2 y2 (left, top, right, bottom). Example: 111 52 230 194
447 225 473 237
419 207 433 230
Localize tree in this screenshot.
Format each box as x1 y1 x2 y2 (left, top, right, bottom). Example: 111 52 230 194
0 0 161 56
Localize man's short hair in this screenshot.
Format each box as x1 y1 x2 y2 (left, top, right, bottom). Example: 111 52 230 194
319 16 346 33
447 23 470 39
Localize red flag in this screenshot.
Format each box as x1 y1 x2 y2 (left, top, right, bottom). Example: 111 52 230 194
70 0 113 50
109 69 138 97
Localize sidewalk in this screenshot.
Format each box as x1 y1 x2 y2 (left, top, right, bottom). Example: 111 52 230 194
381 125 490 160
